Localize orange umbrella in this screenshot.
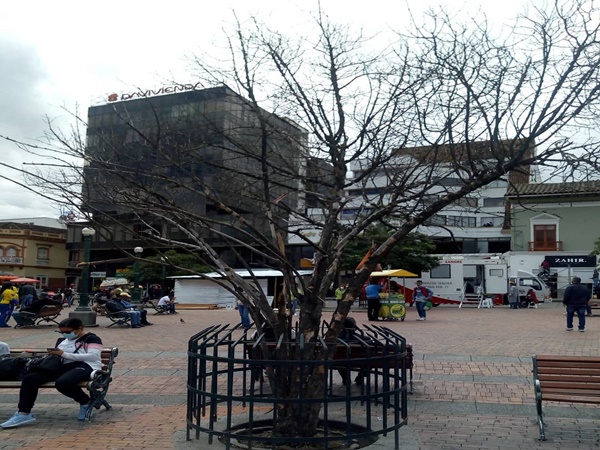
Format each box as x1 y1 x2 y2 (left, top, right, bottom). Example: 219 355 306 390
10 277 39 284
0 275 18 281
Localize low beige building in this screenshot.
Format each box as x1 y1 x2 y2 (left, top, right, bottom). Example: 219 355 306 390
0 221 68 290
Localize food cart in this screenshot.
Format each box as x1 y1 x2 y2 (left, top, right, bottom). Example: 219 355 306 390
371 269 419 321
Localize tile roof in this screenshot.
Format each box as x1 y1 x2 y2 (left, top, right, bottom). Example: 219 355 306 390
506 180 600 197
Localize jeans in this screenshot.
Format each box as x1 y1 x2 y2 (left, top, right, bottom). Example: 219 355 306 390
566 305 586 330
237 304 251 328
18 362 92 413
0 304 11 327
126 310 141 325
19 294 34 309
415 300 426 319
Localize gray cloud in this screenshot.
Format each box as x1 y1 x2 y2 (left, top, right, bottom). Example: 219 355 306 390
0 35 58 219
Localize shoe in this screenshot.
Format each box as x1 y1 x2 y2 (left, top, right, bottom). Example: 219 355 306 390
77 404 89 421
1 412 36 428
566 327 573 331
142 322 153 326
131 324 142 328
579 329 585 332
416 318 425 321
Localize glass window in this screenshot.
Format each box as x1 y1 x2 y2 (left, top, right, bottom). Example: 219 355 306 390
430 264 451 279
533 225 557 250
37 247 49 260
483 197 504 207
6 247 17 257
489 269 504 277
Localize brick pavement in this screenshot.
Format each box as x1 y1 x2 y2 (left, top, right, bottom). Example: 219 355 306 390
0 302 596 449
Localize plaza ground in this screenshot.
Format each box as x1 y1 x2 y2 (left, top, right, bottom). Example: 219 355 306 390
0 301 598 449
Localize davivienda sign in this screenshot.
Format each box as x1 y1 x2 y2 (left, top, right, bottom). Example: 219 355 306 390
108 83 201 102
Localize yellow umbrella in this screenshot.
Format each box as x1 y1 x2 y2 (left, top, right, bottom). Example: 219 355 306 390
370 269 419 278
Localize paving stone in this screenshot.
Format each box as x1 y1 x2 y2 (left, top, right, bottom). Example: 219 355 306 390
0 302 596 449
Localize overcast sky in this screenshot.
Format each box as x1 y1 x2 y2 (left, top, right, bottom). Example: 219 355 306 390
0 0 537 220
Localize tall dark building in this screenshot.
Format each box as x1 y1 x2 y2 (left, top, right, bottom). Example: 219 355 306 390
77 85 309 269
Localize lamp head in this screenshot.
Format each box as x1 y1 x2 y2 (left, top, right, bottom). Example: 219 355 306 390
81 227 96 237
134 246 144 255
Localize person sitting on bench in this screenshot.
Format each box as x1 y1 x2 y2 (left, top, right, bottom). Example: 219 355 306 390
12 294 61 328
157 292 177 314
105 292 152 328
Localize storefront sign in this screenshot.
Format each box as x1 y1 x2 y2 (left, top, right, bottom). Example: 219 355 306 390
108 82 201 102
90 272 107 278
545 255 597 267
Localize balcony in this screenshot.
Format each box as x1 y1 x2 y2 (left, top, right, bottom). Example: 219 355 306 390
528 241 563 251
0 257 23 265
36 259 50 266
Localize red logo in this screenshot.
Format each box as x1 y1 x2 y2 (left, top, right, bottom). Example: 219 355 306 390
108 93 118 102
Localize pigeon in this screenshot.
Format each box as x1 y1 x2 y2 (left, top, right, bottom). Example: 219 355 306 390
180 318 186 324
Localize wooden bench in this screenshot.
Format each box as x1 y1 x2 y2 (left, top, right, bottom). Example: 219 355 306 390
13 305 63 328
0 347 118 421
532 354 600 440
244 339 414 393
141 299 169 315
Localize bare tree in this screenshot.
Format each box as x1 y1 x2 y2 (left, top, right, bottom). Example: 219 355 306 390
3 0 600 438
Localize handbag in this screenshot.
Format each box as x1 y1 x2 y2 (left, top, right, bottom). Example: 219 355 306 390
26 354 62 377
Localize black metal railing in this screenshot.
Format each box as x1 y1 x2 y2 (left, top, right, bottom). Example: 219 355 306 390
186 324 408 449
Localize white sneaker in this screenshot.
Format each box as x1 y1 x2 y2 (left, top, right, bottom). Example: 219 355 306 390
0 412 36 428
416 318 425 321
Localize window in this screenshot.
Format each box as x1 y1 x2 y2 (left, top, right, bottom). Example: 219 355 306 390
453 197 478 208
429 264 451 279
482 197 504 207
533 225 557 250
489 269 504 277
37 247 49 260
6 247 17 257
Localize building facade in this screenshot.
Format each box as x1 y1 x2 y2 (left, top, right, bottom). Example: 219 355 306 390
71 85 309 274
0 222 68 290
343 140 536 254
505 180 600 294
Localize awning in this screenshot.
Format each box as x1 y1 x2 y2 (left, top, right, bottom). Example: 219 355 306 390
370 269 419 278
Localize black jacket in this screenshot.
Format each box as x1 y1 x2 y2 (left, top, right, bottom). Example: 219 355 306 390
563 284 591 307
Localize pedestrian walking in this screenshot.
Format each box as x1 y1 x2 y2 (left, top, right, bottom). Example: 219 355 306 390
413 280 433 321
563 276 591 332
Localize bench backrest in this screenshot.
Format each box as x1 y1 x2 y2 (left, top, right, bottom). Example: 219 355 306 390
38 305 62 317
244 341 411 367
533 355 600 391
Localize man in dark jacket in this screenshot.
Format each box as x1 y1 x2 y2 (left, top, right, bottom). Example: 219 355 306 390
563 277 591 332
17 283 37 309
12 295 60 328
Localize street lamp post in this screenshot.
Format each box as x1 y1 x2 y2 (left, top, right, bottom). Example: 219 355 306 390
70 227 98 326
132 246 143 304
161 256 168 296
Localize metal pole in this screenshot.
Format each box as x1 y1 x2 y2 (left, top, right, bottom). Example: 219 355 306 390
132 259 141 304
70 227 98 326
131 247 143 305
161 264 166 296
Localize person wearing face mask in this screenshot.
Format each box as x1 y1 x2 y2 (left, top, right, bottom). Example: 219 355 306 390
0 318 103 428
